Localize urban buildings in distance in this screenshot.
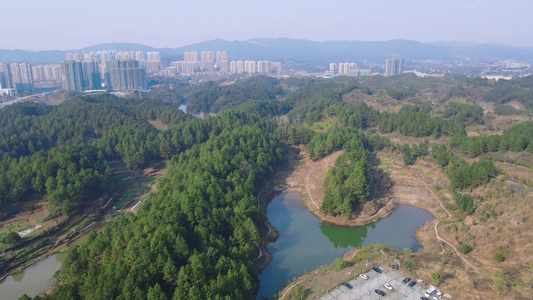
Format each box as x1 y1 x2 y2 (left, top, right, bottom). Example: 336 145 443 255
0 62 35 95
58 50 282 92
106 60 147 91
385 58 404 76
326 58 404 77
327 62 371 77
165 51 281 76
61 50 153 91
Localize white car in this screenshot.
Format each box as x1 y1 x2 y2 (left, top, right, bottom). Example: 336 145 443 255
359 273 369 280
384 283 393 290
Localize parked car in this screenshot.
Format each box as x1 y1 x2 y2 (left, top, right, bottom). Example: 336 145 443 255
402 277 411 284
421 297 430 300
384 283 393 290
374 289 386 296
389 264 398 270
342 283 353 289
425 287 437 297
408 281 416 287
359 273 369 280
372 267 383 273
394 259 402 266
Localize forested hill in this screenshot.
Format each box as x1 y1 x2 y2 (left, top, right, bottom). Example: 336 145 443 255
0 95 190 220
22 104 282 299
12 73 533 299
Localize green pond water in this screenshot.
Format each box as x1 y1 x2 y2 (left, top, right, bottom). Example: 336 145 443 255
0 224 107 300
1 190 433 300
256 190 435 299
0 252 67 300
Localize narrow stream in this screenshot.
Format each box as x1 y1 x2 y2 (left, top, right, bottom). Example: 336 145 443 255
256 190 435 299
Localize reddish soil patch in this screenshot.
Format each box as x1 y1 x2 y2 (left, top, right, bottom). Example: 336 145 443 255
148 119 169 131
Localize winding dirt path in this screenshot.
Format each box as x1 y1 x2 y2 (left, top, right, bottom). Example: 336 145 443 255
254 222 273 261
413 177 482 273
305 171 320 209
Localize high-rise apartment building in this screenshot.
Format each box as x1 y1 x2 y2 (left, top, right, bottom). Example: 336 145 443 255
338 62 357 75
385 58 404 76
184 52 199 63
145 52 161 74
66 53 83 62
183 52 199 74
81 61 102 90
200 51 215 72
33 64 62 82
106 60 147 91
133 51 145 61
0 62 11 90
244 61 256 74
329 63 337 73
216 52 229 73
32 66 44 82
61 61 85 91
9 63 34 93
170 61 183 74
272 62 282 74
257 61 272 74
60 60 101 91
116 52 134 60
231 61 244 73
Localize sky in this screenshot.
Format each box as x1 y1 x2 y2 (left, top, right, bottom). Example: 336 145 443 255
1 0 532 50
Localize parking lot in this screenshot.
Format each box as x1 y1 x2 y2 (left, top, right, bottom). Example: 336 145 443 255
318 268 427 300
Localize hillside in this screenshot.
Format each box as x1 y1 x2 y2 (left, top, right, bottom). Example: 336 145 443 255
2 74 533 299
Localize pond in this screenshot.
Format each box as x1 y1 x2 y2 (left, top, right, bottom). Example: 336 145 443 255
0 253 67 300
256 190 434 299
0 224 107 300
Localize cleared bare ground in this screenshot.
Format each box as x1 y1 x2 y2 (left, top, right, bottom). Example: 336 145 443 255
275 148 533 299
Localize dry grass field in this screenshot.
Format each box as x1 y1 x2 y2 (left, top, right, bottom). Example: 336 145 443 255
274 146 533 299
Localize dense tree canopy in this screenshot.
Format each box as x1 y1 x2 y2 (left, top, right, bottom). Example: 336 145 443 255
34 115 282 300
0 95 189 219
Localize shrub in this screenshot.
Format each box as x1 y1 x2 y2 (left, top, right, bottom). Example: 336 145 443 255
334 258 348 270
494 251 505 262
431 271 443 284
459 243 473 254
403 258 418 271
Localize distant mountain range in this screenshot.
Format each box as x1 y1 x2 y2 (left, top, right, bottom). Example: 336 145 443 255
1 38 532 66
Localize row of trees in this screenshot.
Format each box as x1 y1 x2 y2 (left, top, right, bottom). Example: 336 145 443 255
450 121 533 158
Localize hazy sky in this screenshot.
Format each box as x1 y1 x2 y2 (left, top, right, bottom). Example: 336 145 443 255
1 0 532 50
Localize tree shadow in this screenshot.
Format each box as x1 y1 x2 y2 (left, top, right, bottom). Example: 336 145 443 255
367 165 393 201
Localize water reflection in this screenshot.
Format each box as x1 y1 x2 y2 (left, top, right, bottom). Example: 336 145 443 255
256 191 434 299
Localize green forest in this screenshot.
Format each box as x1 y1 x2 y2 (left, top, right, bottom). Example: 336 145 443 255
5 73 533 299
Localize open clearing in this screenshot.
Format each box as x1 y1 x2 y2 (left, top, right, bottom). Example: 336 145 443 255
274 146 533 299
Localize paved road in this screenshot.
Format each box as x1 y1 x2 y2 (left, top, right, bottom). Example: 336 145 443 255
489 174 533 191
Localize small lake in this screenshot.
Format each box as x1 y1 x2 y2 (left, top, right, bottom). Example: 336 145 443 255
0 224 107 300
0 253 67 300
256 190 434 299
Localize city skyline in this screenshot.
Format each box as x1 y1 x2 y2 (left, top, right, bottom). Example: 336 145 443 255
2 0 532 50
